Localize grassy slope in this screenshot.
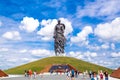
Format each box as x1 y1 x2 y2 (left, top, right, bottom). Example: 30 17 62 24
4 56 113 74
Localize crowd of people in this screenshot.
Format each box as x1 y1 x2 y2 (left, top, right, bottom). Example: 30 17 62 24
24 69 37 79
24 69 109 80
86 70 109 80
66 69 80 80
65 69 109 80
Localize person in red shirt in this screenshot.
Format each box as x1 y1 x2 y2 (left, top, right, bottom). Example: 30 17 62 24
29 69 32 78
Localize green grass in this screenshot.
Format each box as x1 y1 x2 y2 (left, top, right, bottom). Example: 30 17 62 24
4 56 113 74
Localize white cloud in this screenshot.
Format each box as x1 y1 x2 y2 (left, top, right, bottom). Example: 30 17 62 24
21 58 30 61
76 0 120 20
0 21 2 27
101 43 109 49
91 52 97 57
43 0 65 8
68 51 84 59
94 17 120 42
68 51 97 60
87 45 101 51
84 51 97 58
0 48 8 51
111 43 115 50
87 43 110 51
7 58 18 62
60 18 73 36
37 18 73 41
99 60 112 67
20 58 36 62
37 19 57 41
0 55 2 58
19 17 39 32
19 49 27 53
2 31 21 40
111 52 120 58
30 49 54 57
102 53 106 56
71 26 93 43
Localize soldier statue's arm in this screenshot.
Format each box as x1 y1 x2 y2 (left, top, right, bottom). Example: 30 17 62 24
61 24 65 34
53 25 57 38
62 24 65 30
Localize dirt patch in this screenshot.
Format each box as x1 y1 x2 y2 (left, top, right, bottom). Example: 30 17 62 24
0 70 8 77
110 67 120 79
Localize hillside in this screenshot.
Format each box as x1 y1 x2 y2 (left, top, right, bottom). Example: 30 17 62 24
4 56 113 74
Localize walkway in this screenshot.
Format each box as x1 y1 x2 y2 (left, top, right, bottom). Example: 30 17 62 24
0 74 90 80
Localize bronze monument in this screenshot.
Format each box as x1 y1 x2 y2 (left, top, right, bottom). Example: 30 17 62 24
53 20 66 56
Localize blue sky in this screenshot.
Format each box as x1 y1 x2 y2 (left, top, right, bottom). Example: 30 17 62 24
0 0 120 70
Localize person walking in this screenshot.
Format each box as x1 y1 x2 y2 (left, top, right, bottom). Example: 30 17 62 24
99 70 103 80
71 69 75 80
33 71 37 79
91 72 97 80
28 69 32 79
104 71 109 80
66 70 71 80
89 70 92 78
24 70 27 77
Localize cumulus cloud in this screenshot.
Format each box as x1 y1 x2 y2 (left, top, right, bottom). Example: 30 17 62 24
21 58 30 61
7 58 18 63
94 17 120 42
68 51 97 60
98 60 112 67
87 45 101 51
19 17 39 32
70 26 93 43
37 19 57 41
19 49 27 53
30 49 54 57
2 31 21 40
37 18 73 41
0 48 8 52
101 43 109 49
0 21 2 27
20 58 37 62
68 51 84 59
84 51 97 58
87 43 110 51
68 51 120 69
111 52 120 57
111 43 115 50
77 0 120 20
43 0 65 8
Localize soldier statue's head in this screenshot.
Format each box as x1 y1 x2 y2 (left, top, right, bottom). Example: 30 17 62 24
58 20 61 24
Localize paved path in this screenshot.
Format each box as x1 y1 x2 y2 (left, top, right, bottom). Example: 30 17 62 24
0 74 90 80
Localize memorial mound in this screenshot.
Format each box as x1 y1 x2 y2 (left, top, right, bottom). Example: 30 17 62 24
4 56 112 74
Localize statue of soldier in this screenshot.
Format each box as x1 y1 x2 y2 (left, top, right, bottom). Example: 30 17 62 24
53 20 66 56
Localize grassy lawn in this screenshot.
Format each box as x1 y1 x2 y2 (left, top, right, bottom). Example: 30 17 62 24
4 56 113 74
